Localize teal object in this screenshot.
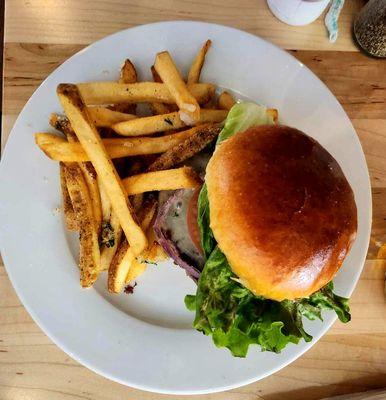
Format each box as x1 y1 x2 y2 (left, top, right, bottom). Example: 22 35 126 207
325 0 345 43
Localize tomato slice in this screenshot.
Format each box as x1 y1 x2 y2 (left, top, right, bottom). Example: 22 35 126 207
186 187 203 255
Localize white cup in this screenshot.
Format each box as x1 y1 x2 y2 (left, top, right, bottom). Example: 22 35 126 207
267 0 331 26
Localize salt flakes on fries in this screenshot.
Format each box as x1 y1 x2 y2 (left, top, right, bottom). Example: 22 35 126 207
35 40 279 293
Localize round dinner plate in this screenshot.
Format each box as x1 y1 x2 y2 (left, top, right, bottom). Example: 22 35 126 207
0 21 371 394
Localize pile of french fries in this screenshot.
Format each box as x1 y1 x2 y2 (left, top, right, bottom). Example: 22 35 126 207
35 40 278 293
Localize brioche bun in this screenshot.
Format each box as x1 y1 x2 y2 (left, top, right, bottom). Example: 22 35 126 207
206 125 357 300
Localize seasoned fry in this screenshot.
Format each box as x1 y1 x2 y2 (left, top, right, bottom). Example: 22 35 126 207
218 91 236 110
108 200 157 293
53 114 102 234
77 82 214 106
121 167 201 195
148 123 221 172
187 40 212 84
65 164 100 287
119 59 137 84
51 113 102 234
154 51 200 125
267 108 279 124
59 162 78 231
57 83 147 255
49 113 76 138
113 109 227 136
112 58 138 114
35 127 200 162
107 239 132 292
87 107 136 127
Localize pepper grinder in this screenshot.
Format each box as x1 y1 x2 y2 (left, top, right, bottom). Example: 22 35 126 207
354 0 386 58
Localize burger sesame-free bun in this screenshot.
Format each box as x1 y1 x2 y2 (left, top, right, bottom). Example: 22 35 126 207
205 125 357 301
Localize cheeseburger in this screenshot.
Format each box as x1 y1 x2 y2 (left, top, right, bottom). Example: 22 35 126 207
154 103 357 357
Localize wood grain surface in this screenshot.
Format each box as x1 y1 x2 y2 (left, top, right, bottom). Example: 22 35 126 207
1 1 386 399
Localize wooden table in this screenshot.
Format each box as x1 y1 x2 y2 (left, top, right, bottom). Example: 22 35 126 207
1 1 386 399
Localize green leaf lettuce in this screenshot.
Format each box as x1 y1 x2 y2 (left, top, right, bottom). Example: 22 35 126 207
186 247 350 357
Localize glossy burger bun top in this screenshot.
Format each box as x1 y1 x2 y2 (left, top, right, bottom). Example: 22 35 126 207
206 125 357 301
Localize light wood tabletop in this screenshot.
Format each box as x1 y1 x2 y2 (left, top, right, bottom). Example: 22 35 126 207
1 1 386 399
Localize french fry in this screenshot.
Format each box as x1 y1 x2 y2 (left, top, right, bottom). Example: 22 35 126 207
121 167 201 195
35 127 201 162
117 61 144 213
98 175 112 222
108 200 157 293
125 258 147 283
112 109 227 136
50 115 79 231
218 91 236 110
267 108 279 124
57 84 147 255
51 113 102 234
49 113 75 137
151 65 179 112
87 107 136 127
98 178 123 271
146 242 168 263
151 65 162 83
124 200 159 284
98 175 114 249
126 241 168 283
65 163 101 287
50 113 102 232
119 59 137 84
77 82 214 106
109 59 139 115
80 162 102 235
149 65 172 115
187 40 212 84
107 239 132 292
50 113 102 233
154 51 200 125
59 162 78 231
127 212 168 283
137 225 167 265
148 123 221 172
150 64 171 113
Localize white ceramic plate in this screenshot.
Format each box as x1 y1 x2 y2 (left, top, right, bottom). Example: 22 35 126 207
0 21 371 394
